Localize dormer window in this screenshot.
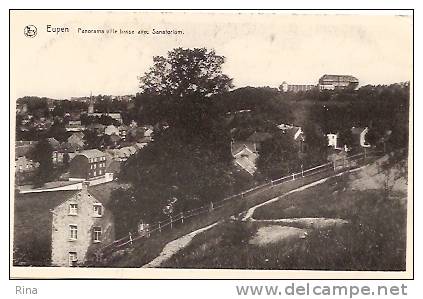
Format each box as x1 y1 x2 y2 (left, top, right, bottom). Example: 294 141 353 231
93 203 103 217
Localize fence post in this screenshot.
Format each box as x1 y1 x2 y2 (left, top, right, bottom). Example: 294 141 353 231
158 222 161 233
170 216 173 229
241 192 244 199
209 201 214 212
181 212 184 224
129 232 133 246
292 173 295 181
271 180 274 187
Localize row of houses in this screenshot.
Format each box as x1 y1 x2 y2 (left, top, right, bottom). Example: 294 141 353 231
231 125 370 175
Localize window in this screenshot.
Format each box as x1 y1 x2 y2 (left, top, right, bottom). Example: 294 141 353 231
98 170 102 175
68 252 77 267
93 204 103 217
69 203 78 215
93 170 96 176
93 227 102 243
69 225 78 240
93 164 96 169
94 157 97 162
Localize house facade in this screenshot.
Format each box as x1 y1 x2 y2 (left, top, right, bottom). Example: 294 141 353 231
14 183 115 267
69 149 107 180
318 74 359 90
327 133 340 149
51 184 114 266
280 81 316 93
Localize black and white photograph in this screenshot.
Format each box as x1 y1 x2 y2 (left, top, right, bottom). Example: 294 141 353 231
10 10 413 279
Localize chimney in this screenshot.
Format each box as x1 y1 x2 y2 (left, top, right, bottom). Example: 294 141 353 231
81 181 90 193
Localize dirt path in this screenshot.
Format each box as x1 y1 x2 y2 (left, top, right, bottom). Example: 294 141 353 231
142 222 220 268
251 217 349 228
242 166 366 221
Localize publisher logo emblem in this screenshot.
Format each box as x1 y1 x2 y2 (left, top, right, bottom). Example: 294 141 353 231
24 25 37 38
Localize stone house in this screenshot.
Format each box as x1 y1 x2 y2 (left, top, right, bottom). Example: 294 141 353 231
13 182 116 267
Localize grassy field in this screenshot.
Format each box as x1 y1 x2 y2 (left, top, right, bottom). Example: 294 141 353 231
160 163 407 270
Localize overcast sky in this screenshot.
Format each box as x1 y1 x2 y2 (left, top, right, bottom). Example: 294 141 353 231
11 11 412 99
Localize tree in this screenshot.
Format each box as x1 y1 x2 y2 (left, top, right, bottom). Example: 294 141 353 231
112 48 235 228
29 138 54 187
107 188 139 237
140 47 233 100
137 48 233 132
47 120 68 142
63 152 70 168
302 123 328 166
339 128 354 150
257 132 300 179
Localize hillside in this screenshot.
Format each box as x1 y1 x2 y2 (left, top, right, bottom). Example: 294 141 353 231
100 151 408 270
156 152 408 270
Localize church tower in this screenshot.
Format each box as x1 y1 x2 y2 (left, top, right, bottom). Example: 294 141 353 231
88 93 94 114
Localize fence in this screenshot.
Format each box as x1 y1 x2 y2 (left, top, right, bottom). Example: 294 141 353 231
98 150 381 257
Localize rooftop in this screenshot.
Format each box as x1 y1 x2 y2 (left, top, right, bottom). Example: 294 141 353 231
319 74 359 83
76 149 105 159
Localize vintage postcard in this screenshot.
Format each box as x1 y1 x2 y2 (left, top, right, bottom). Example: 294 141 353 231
10 10 413 279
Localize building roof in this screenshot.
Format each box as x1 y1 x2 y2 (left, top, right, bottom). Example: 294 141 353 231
58 142 81 152
118 125 129 130
68 132 84 139
76 149 105 159
47 138 61 150
15 144 35 158
231 141 256 156
17 180 80 193
234 154 257 175
107 113 122 119
88 181 131 205
319 74 359 83
86 123 106 130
